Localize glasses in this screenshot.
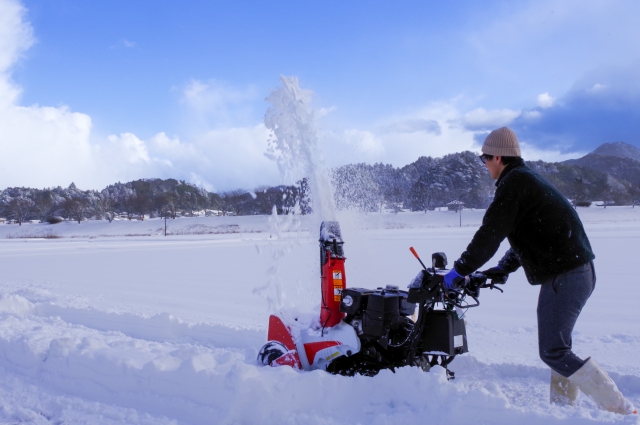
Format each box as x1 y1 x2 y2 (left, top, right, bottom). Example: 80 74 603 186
478 154 490 164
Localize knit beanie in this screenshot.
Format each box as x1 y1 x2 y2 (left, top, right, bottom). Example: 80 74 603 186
481 127 521 157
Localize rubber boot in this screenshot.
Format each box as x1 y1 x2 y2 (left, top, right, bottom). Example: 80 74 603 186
568 358 636 415
550 369 578 406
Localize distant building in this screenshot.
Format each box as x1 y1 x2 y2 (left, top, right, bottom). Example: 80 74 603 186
447 200 464 212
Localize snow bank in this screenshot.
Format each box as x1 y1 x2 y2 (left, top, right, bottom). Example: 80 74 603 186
1 309 632 424
0 209 638 423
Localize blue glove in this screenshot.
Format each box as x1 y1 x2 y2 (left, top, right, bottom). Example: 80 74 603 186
444 269 465 289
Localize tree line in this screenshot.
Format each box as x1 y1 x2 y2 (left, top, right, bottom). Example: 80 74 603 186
2 151 640 225
332 151 640 212
0 178 310 225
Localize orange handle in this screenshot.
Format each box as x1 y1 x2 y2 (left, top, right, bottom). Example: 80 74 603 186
409 246 420 259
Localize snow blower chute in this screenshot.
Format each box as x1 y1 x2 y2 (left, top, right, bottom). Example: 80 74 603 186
257 221 505 377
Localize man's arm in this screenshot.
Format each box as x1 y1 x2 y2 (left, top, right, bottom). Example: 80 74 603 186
498 248 521 273
453 178 522 275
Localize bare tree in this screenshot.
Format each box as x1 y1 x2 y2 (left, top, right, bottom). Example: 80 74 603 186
180 192 198 217
220 189 252 215
5 197 35 226
253 185 279 215
69 198 90 223
629 184 640 208
60 197 77 221
158 192 179 219
33 190 54 222
131 192 151 220
208 192 222 213
94 193 116 222
120 193 137 220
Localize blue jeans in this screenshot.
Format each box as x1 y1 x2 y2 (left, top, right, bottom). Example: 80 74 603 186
537 261 596 377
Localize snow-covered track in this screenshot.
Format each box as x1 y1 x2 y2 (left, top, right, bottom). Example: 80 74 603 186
0 305 637 424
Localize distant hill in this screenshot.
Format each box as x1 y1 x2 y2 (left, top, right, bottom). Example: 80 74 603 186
562 142 640 187
591 141 640 162
2 143 640 223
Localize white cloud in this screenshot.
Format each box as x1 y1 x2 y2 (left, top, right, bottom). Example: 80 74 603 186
110 39 136 49
465 0 640 107
324 98 594 168
0 0 32 108
98 126 277 191
471 1 640 60
192 125 278 191
379 118 441 135
459 107 521 130
0 103 97 188
317 106 337 117
519 141 587 163
107 133 151 164
588 83 607 93
0 0 277 191
536 92 555 108
522 110 542 120
181 79 259 128
342 129 385 158
0 0 99 188
0 0 32 74
323 101 481 168
0 0 605 192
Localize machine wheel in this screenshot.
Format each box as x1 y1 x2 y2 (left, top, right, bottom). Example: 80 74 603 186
257 341 287 366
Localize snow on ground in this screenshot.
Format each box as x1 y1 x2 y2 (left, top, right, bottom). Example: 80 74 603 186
0 207 638 424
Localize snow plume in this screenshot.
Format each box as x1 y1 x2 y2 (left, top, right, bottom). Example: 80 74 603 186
264 75 337 224
252 207 294 313
256 76 338 314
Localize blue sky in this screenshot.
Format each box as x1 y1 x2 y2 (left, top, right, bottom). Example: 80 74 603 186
2 0 640 191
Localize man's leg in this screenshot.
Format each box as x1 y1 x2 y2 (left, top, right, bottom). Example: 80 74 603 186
537 262 595 377
538 262 635 414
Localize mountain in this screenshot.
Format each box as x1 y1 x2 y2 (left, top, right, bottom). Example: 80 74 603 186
591 141 640 162
562 142 640 187
3 145 640 223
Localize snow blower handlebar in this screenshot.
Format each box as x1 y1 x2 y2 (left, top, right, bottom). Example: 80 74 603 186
409 247 429 271
408 247 505 311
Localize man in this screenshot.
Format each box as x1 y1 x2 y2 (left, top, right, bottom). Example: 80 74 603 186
444 127 635 415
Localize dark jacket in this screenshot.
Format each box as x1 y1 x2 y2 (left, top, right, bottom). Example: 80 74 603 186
454 158 595 284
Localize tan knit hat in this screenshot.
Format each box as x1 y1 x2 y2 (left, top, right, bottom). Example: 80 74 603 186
481 127 521 157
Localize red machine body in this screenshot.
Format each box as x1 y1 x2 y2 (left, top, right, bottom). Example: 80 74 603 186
259 221 359 371
320 250 346 328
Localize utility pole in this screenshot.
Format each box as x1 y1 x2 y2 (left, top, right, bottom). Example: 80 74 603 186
164 215 167 236
459 206 462 227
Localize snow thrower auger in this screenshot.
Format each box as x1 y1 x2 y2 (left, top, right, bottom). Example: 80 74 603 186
257 221 505 378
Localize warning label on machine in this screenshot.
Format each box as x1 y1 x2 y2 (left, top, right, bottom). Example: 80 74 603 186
454 335 464 348
332 271 343 301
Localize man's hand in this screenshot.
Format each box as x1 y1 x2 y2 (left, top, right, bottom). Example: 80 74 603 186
444 269 466 289
481 265 509 284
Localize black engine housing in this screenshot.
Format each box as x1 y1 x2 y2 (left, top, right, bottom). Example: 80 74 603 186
336 283 467 376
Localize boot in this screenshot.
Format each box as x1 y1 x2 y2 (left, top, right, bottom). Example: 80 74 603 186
550 369 578 406
568 358 637 415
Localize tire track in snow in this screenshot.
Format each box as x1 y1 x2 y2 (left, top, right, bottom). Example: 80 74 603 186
0 295 638 424
0 309 636 424
0 293 264 355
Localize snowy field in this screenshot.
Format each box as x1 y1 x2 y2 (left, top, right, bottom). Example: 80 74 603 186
0 207 639 424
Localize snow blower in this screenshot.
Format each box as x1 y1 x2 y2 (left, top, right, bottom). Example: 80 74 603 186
257 221 505 378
